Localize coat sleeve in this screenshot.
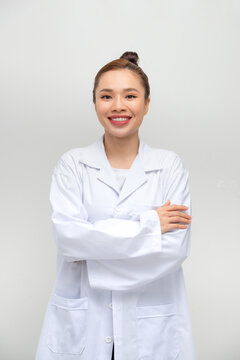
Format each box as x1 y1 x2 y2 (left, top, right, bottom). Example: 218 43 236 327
49 153 162 262
86 153 192 291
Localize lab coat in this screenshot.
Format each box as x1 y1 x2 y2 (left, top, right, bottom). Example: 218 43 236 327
35 134 196 360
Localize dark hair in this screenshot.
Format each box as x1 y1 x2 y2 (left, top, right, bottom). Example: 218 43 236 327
92 51 150 104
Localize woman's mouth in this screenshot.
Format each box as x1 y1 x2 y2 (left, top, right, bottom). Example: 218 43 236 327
108 116 132 126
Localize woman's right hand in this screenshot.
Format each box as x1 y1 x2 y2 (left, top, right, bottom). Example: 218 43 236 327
155 200 192 234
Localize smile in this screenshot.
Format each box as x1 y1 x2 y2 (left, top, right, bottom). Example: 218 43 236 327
109 117 131 121
108 117 132 126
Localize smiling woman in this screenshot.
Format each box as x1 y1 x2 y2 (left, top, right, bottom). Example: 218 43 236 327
35 51 196 360
92 52 152 169
93 52 150 150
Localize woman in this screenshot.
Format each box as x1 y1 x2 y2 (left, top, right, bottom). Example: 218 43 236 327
35 51 196 360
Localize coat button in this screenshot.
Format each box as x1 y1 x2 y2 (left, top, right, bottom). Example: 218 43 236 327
109 302 113 309
105 336 112 343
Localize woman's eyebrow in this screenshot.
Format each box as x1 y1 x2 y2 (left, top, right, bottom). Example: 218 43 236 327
99 88 140 93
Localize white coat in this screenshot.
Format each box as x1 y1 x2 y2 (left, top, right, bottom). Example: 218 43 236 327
35 133 196 360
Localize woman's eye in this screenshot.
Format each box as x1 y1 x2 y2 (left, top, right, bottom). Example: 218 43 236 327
126 95 137 99
101 95 111 99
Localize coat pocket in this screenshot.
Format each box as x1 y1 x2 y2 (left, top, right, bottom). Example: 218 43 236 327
47 293 89 355
136 303 179 360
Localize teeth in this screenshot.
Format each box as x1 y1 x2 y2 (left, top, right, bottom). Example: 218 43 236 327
110 117 131 121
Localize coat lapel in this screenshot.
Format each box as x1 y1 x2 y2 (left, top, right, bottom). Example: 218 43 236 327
77 134 163 205
96 134 148 204
116 154 148 204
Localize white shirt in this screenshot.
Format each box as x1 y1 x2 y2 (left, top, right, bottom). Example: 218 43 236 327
112 167 129 191
35 134 196 360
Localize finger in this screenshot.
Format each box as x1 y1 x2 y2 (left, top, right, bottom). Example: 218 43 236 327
168 216 191 224
165 204 189 211
167 211 192 219
162 200 171 207
168 223 189 230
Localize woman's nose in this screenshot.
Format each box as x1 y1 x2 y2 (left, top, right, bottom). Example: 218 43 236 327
111 97 126 111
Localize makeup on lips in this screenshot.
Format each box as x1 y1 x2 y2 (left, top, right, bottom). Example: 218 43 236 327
108 115 132 126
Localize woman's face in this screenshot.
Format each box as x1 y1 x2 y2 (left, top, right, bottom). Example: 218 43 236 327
94 69 150 139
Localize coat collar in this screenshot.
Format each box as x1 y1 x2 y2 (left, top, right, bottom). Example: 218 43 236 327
78 134 163 204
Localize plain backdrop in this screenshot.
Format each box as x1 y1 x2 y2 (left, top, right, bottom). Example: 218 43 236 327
0 1 239 359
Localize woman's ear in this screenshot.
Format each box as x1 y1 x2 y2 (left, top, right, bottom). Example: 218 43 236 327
144 97 150 115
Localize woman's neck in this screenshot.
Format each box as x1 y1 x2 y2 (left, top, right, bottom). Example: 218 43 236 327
103 132 139 169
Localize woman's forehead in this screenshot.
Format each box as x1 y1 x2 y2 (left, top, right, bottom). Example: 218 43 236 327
97 70 143 90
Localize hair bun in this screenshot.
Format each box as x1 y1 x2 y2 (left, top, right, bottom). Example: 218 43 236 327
120 51 139 66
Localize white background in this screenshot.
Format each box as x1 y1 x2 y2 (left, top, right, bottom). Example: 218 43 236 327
0 1 239 359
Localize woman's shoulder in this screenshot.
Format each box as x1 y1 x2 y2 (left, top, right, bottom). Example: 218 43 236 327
52 146 89 175
144 143 185 171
